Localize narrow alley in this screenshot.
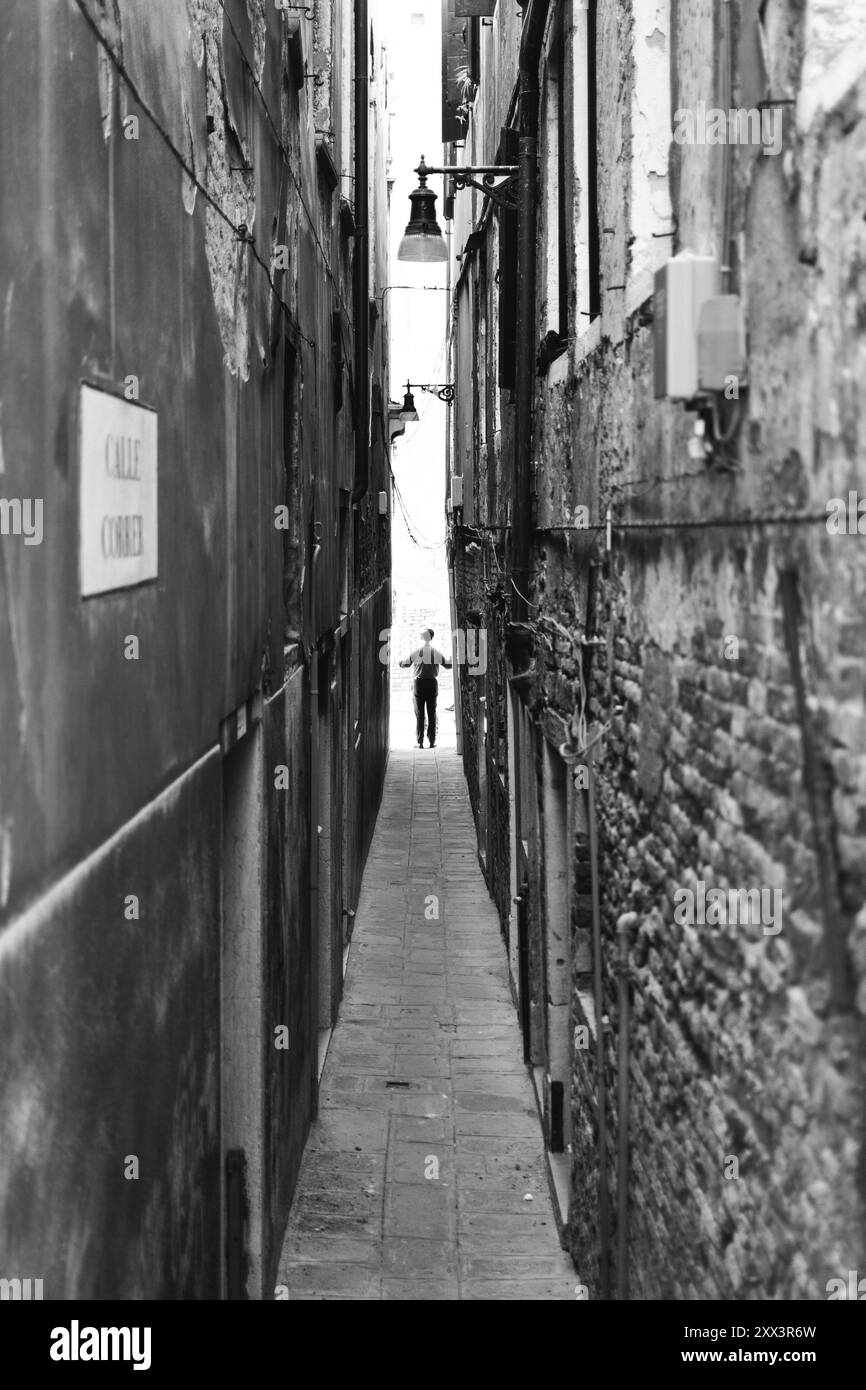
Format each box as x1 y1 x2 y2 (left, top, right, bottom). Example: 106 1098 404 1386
278 750 575 1300
2 0 866 1350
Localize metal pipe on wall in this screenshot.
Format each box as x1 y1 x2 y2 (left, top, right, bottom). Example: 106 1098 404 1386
448 560 463 756
580 560 610 1296
309 648 320 1118
443 217 463 755
511 0 550 625
586 750 609 1299
351 0 370 505
615 911 637 1300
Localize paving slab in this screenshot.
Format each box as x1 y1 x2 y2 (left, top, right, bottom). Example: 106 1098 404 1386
276 749 575 1301
382 1239 457 1278
382 1279 460 1300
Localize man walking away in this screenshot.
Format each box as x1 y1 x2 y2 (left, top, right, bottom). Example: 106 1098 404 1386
399 628 452 749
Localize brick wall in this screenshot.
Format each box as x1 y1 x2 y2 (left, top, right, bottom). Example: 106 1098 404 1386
564 552 866 1298
448 0 866 1300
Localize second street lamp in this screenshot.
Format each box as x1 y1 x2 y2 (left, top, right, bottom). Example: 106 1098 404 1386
397 384 420 422
397 382 455 410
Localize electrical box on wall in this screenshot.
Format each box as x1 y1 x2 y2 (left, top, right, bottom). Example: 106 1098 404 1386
654 251 719 401
378 491 388 516
451 475 464 509
698 296 748 393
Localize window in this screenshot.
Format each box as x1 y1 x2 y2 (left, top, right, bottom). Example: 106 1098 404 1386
574 0 600 330
545 27 571 341
467 16 481 91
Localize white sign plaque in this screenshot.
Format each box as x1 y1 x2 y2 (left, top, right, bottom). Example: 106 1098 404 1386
79 384 158 597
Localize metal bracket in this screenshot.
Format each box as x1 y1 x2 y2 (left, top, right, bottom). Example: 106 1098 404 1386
416 159 519 215
453 170 518 213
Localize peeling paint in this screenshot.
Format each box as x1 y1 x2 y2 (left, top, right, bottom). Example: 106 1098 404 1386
0 820 11 910
182 99 198 214
95 0 124 140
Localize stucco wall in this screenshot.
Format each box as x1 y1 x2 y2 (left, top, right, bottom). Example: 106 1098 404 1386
0 0 390 1299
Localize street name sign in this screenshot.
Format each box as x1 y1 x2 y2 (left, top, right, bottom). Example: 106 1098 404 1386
79 384 158 597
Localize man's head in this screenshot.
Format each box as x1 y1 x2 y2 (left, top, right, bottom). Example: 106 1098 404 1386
421 628 434 641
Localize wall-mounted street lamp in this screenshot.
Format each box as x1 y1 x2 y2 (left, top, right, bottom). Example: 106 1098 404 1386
395 384 420 422
403 381 455 406
386 380 453 439
375 285 451 302
398 155 518 263
387 389 417 446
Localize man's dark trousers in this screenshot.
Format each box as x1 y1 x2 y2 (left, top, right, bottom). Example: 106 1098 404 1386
414 677 438 746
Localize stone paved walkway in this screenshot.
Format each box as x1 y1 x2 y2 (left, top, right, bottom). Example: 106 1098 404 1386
276 748 577 1300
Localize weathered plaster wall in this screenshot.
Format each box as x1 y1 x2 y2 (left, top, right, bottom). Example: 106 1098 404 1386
0 752 222 1299
0 0 390 1298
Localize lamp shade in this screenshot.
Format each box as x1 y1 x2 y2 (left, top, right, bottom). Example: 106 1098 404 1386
398 163 447 263
399 386 419 422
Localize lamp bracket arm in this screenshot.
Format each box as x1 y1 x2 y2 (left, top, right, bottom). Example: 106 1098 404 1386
458 173 517 211
420 164 518 176
418 164 519 212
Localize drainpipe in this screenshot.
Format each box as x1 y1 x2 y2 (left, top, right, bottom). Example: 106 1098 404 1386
352 0 370 505
511 0 550 624
448 560 463 757
445 220 453 503
445 222 463 755
309 649 320 1116
615 911 637 1300
586 750 609 1298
